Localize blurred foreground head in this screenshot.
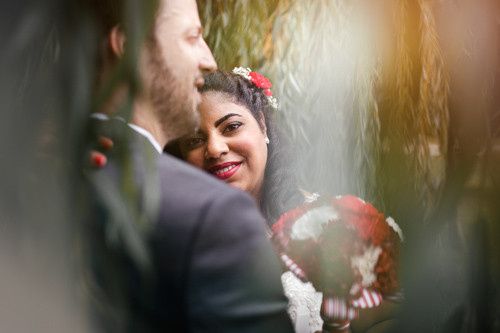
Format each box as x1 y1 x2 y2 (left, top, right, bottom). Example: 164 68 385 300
88 0 216 145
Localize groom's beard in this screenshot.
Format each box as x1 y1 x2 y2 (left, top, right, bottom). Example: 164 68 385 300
145 42 200 141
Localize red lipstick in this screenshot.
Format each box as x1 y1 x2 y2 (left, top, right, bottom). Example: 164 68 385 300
208 161 242 180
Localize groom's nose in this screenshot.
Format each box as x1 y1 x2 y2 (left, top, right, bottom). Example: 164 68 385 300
199 38 217 74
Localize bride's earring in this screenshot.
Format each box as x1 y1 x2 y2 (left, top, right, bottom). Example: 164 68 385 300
265 137 270 144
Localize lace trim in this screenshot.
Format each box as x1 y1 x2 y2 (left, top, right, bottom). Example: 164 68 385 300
281 271 323 333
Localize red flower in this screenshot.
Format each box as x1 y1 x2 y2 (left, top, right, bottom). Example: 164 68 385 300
249 71 272 90
332 196 389 245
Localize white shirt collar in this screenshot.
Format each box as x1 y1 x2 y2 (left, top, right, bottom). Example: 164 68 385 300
91 113 163 154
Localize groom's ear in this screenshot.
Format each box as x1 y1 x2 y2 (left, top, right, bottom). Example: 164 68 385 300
108 26 126 58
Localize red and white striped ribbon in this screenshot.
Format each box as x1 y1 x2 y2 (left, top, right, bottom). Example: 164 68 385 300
321 296 358 321
321 290 383 321
351 289 383 309
280 253 307 282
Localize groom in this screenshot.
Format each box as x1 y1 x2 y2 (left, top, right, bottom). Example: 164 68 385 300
86 0 293 332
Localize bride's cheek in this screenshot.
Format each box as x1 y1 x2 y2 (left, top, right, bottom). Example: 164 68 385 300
187 152 203 167
237 135 260 153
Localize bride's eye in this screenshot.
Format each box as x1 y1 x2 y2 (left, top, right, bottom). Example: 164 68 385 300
182 136 205 150
223 122 243 133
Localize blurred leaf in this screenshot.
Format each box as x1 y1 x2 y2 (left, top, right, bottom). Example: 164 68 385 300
198 0 279 71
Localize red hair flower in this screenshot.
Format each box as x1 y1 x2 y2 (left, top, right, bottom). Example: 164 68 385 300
249 71 272 90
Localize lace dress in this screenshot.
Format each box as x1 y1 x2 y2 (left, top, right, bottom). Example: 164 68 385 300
281 271 323 333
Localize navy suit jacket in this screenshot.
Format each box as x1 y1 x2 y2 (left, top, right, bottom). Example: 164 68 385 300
86 118 293 332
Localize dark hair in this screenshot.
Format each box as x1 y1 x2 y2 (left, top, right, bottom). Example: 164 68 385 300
85 0 125 35
167 70 302 223
85 0 161 35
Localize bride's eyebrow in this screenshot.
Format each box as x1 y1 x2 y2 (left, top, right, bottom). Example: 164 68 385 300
214 113 242 128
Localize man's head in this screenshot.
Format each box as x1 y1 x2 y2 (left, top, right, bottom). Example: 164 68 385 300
90 0 217 145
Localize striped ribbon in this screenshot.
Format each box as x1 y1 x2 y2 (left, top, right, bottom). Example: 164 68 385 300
322 290 383 321
321 296 358 321
280 253 307 282
351 289 383 309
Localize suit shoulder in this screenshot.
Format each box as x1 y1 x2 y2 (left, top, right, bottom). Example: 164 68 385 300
156 153 259 224
158 154 246 201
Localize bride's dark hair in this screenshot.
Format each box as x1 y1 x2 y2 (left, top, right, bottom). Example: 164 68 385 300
166 70 302 223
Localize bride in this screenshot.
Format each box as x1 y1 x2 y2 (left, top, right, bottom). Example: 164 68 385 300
166 68 398 333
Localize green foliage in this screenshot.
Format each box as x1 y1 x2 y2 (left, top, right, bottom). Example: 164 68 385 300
198 0 279 71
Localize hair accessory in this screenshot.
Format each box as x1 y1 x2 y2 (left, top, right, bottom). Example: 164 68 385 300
232 67 278 109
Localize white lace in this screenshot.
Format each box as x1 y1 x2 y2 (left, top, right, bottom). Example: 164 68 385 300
281 271 323 333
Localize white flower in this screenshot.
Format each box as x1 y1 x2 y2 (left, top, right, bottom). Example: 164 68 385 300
303 192 320 203
385 217 404 242
351 245 382 288
290 206 339 241
268 96 279 109
232 67 251 80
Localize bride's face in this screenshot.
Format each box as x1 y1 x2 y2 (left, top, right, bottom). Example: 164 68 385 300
179 92 268 199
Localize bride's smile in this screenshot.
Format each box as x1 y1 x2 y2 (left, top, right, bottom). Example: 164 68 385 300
208 161 242 180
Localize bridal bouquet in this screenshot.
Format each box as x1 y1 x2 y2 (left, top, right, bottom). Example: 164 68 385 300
272 195 403 322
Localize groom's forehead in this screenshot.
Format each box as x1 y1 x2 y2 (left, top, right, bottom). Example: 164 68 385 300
155 0 201 32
